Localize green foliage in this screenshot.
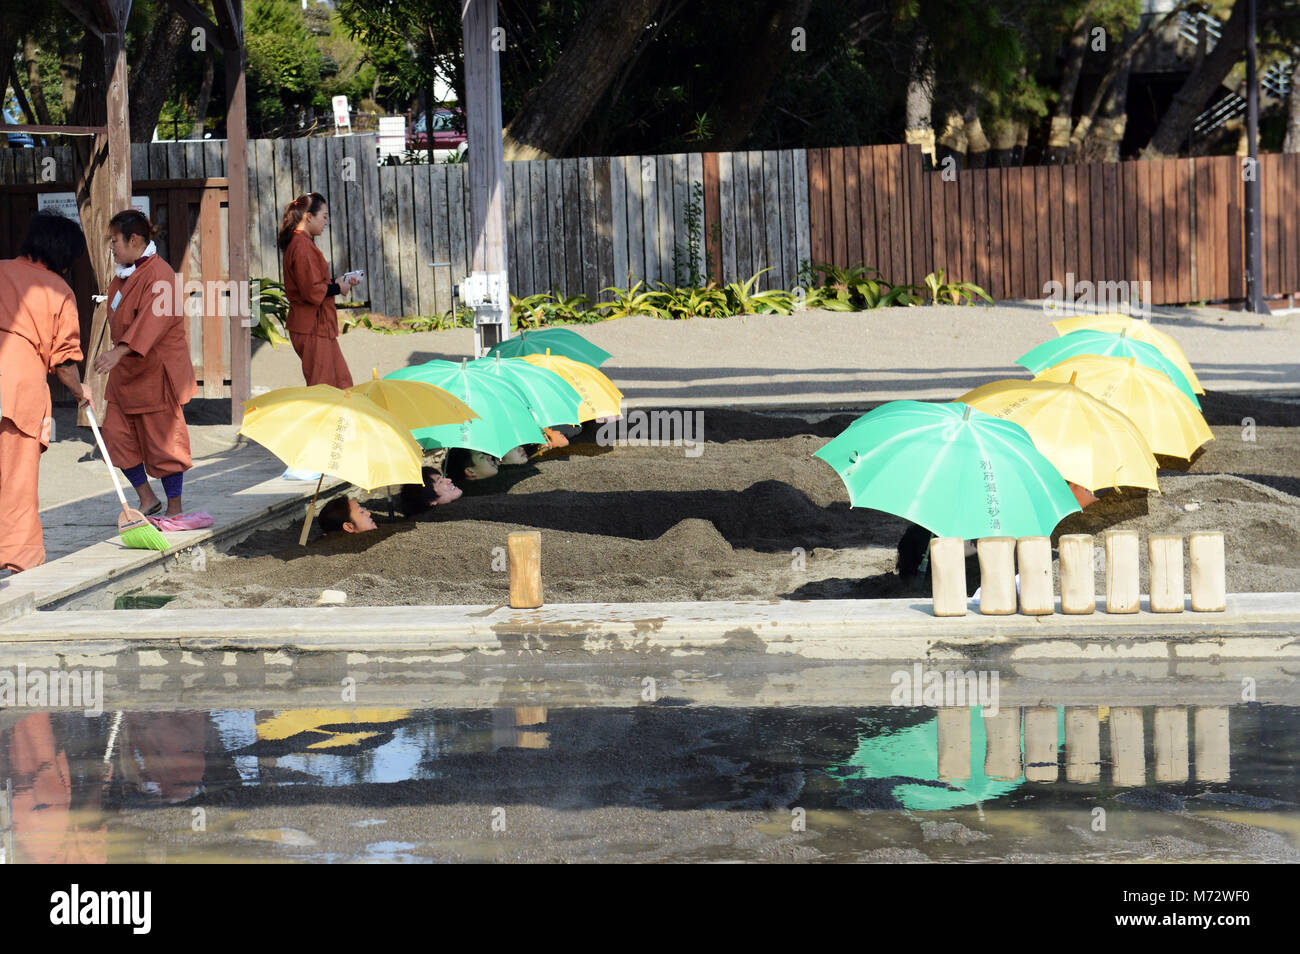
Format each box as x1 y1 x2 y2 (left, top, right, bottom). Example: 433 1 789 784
249 279 290 346
923 268 994 306
510 292 594 329
245 0 325 135
672 181 706 288
594 281 669 320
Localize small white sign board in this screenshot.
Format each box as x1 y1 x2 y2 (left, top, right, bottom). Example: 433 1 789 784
378 116 406 160
37 192 150 222
332 95 351 131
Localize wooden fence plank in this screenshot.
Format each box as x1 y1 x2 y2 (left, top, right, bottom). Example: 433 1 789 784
889 146 908 284
1146 160 1164 304
429 164 452 315
762 150 782 288
1161 160 1178 305
1047 165 1064 290
1004 165 1022 298
1264 152 1281 295
746 151 766 283
793 148 811 286
806 149 826 269
200 187 224 396
827 147 846 269
841 147 860 273
778 149 798 290
530 161 550 293
857 147 877 273
343 137 369 302
610 155 628 288
1135 160 1151 294
581 156 601 301
654 154 673 284
1192 158 1211 301
987 168 1004 300
1175 159 1191 303
688 152 705 283
1123 161 1139 290
595 156 615 298
1227 156 1243 300
545 160 567 297
962 167 977 288
397 165 419 316
413 162 435 316
733 150 752 280
378 165 401 317
906 145 930 284
447 163 468 309
971 169 989 294
671 152 689 283
564 158 584 295
623 156 644 286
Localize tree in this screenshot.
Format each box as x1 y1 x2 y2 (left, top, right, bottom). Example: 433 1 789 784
245 0 324 135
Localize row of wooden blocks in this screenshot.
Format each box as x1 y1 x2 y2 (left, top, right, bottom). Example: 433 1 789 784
930 530 1226 617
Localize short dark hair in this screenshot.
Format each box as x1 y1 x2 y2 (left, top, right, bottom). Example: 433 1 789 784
19 211 87 272
318 496 352 533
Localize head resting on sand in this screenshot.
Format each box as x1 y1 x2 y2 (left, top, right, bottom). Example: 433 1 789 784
319 496 377 534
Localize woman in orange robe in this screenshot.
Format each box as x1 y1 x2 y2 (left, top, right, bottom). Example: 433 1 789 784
0 211 93 573
279 193 360 389
93 210 197 518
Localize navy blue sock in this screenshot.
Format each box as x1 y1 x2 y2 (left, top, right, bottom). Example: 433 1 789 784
161 472 184 500
122 463 147 487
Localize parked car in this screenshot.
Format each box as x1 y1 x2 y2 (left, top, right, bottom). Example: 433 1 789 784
407 108 467 160
4 104 34 148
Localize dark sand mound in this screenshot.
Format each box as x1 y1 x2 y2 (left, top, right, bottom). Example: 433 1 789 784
155 393 1300 608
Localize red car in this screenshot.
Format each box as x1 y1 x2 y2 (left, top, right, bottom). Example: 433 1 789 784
407 108 467 159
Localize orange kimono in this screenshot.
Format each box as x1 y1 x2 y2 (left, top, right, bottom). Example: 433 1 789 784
102 253 197 480
0 256 83 571
283 229 353 389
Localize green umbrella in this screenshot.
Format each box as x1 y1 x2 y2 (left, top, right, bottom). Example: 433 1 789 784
814 400 1079 538
385 359 545 456
468 353 585 428
485 328 612 368
1017 330 1200 408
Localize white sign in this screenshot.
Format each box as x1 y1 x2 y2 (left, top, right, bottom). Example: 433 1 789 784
378 116 406 160
332 95 351 129
36 193 150 222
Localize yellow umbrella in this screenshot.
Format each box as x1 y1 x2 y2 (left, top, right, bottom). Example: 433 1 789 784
347 368 480 432
240 385 424 543
516 350 623 420
1035 356 1214 460
957 376 1159 492
1051 313 1204 395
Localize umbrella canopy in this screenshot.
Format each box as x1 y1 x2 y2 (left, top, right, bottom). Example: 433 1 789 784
1017 330 1200 408
517 351 623 420
239 385 422 491
486 327 612 367
957 376 1159 491
1035 355 1214 460
347 368 480 432
1051 313 1204 395
385 359 545 456
813 400 1080 538
468 352 585 428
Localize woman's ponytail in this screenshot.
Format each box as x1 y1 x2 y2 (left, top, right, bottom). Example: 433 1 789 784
278 192 327 250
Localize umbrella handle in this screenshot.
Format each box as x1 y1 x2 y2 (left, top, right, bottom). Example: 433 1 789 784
299 476 324 546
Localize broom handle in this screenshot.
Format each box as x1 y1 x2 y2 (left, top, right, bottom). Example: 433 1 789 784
85 407 130 513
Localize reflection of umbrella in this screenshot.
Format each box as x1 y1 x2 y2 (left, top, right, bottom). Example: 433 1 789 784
486 327 612 367
1035 356 1214 460
957 376 1159 492
1017 330 1200 407
1051 313 1204 395
517 351 623 420
347 369 479 432
468 353 584 428
386 359 545 456
814 400 1079 538
835 708 1024 811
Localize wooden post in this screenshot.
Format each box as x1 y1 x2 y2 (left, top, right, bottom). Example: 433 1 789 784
1189 531 1226 612
1024 706 1059 782
984 709 1022 781
1148 534 1185 613
1153 707 1189 783
513 706 549 749
1065 707 1101 784
1104 530 1140 613
507 531 543 608
222 0 251 422
1194 707 1230 782
929 537 967 616
936 707 971 782
1016 536 1054 615
1109 706 1146 787
977 537 1017 615
1058 534 1096 614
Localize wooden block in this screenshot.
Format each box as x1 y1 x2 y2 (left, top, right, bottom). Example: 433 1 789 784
1189 531 1226 612
1105 530 1140 613
1024 706 1059 782
1109 706 1146 787
1148 534 1185 613
984 709 1022 781
1065 707 1101 784
936 707 971 782
929 537 967 616
507 531 543 608
1153 707 1189 783
1016 536 1054 615
977 537 1017 615
1194 707 1230 783
1058 533 1096 614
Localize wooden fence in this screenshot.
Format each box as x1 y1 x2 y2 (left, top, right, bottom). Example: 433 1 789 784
4 138 1299 343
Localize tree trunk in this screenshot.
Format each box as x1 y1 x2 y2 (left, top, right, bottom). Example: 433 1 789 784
965 101 990 169
1047 12 1091 164
698 0 813 152
504 0 664 159
935 110 967 171
22 35 52 125
1284 58 1300 152
190 52 214 139
1142 0 1247 159
1081 55 1132 162
986 119 1018 166
127 10 191 142
904 30 935 168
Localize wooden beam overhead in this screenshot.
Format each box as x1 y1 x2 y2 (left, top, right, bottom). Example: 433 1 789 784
55 0 105 40
166 0 225 53
0 123 107 136
210 0 243 50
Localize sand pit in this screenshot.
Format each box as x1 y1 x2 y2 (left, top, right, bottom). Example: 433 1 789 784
150 394 1300 610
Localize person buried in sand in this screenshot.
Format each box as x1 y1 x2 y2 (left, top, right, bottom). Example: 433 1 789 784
279 192 361 390
93 209 197 519
399 465 463 518
318 495 378 535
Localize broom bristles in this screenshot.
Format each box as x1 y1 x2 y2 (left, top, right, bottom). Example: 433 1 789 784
119 514 171 551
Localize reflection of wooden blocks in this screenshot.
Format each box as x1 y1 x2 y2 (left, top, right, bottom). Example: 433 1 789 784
1058 534 1095 614
1109 706 1146 788
984 710 1022 782
1105 530 1140 613
508 531 543 608
929 537 967 616
1153 707 1189 783
1148 534 1184 613
936 708 971 782
1017 536 1053 615
1194 707 1230 783
1024 707 1059 782
1189 532 1226 612
1065 708 1101 784
977 537 1017 615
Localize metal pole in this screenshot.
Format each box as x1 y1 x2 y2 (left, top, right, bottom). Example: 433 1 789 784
1244 0 1268 313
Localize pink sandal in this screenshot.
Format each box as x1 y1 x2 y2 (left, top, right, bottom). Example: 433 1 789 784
147 512 214 532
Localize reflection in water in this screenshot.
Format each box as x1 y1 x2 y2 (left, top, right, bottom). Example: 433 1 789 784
0 702 1293 863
